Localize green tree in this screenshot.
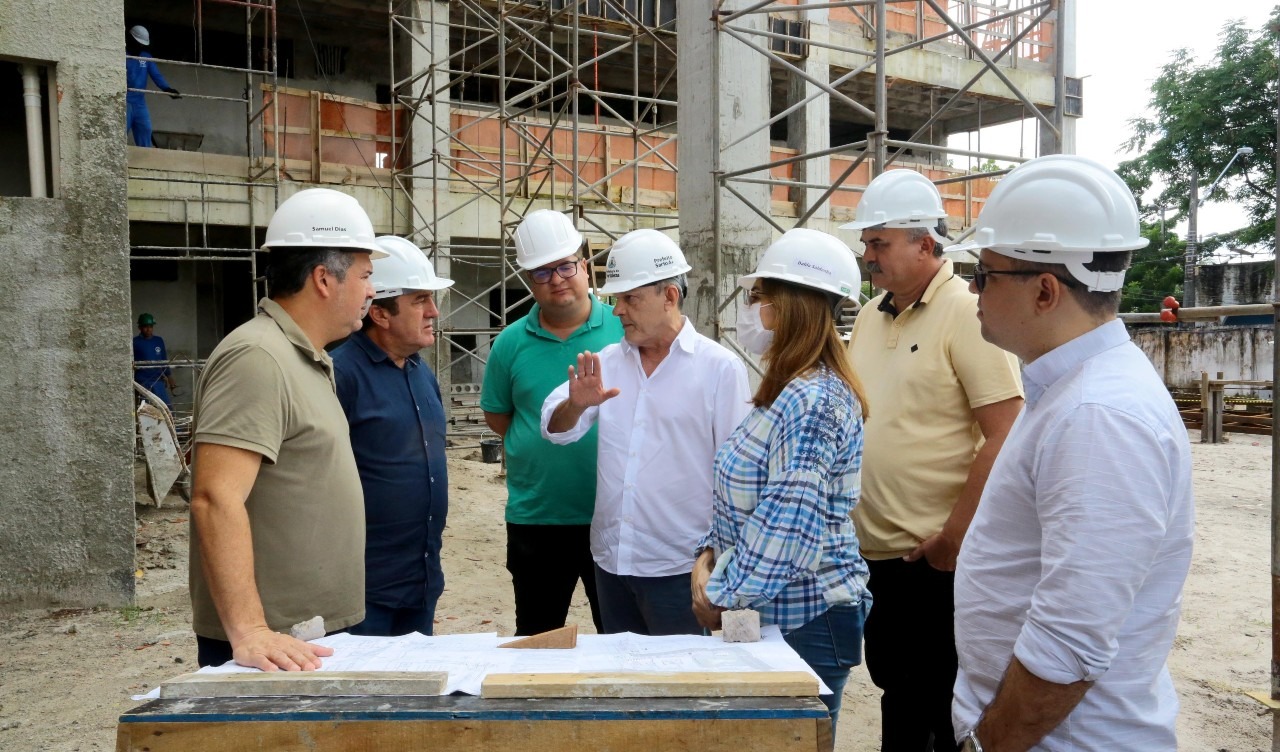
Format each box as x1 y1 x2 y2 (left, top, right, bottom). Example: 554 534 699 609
1120 223 1185 313
1118 10 1278 256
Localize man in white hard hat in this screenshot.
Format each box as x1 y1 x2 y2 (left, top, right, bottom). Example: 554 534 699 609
189 188 382 671
481 210 622 636
332 236 454 637
950 155 1193 752
843 169 1024 752
125 25 180 147
541 229 751 635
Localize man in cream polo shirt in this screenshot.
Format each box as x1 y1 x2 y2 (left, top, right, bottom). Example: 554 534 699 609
844 170 1023 752
189 188 382 672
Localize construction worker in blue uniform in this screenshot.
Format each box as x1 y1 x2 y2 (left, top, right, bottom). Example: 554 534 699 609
125 25 180 147
133 312 177 407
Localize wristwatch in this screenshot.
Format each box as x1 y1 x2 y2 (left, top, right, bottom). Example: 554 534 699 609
961 730 984 752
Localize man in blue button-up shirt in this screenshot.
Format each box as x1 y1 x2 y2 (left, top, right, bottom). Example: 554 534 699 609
333 236 455 637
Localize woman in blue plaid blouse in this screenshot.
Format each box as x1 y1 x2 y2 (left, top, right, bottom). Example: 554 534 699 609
693 228 872 730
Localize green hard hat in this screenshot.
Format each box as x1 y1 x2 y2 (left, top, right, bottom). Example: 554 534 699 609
138 313 156 327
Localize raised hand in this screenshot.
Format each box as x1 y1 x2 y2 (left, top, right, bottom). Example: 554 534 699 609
567 350 620 409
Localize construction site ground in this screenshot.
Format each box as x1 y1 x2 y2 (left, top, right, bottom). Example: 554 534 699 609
0 433 1271 751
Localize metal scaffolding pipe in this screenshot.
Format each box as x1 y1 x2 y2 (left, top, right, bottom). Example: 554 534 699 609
20 64 46 198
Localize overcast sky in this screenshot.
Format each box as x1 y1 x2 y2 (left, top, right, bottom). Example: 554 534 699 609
960 2 1273 238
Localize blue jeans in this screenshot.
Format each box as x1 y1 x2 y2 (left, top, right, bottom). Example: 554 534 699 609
348 601 436 637
594 564 700 635
783 599 870 731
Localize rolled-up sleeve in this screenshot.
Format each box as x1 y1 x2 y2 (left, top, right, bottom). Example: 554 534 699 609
1012 404 1174 684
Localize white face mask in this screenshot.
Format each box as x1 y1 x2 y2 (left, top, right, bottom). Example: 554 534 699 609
737 298 774 356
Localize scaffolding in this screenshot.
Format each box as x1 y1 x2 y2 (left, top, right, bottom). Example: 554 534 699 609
126 0 281 326
707 0 1064 358
385 0 1067 429
126 0 282 416
389 0 681 431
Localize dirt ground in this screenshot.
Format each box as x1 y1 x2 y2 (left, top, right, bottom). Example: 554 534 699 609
0 432 1273 751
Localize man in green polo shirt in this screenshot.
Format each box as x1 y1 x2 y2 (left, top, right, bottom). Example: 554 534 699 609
482 210 623 636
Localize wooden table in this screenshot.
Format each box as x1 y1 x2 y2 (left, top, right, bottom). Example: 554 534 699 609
116 694 833 751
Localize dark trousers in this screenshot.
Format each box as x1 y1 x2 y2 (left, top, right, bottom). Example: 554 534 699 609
348 601 436 637
864 557 960 752
593 565 700 636
506 522 603 636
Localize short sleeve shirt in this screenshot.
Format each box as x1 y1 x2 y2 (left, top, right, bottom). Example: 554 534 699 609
480 296 623 525
333 331 448 610
189 298 365 640
848 259 1023 558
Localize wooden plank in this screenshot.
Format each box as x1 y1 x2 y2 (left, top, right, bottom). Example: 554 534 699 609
116 717 825 752
498 624 578 649
159 671 448 699
481 671 819 699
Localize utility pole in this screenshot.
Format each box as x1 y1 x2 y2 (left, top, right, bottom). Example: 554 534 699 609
1270 20 1280 751
1184 170 1198 309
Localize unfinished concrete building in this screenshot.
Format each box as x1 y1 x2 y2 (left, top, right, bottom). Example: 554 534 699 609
2 0 1074 605
125 0 1074 424
0 1 136 606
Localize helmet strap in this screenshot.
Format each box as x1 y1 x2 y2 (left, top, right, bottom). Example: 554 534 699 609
1063 260 1125 293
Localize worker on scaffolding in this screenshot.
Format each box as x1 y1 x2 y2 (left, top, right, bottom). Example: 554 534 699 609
125 24 180 148
132 312 176 407
333 236 454 637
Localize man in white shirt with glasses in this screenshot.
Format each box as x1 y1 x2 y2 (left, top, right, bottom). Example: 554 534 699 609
542 229 751 635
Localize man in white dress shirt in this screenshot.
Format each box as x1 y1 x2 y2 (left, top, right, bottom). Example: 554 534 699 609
542 229 751 635
949 155 1194 752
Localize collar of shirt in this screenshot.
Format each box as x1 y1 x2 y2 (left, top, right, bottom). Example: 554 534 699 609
348 329 421 369
617 315 698 358
258 297 335 379
877 258 955 317
525 295 608 341
1021 318 1129 407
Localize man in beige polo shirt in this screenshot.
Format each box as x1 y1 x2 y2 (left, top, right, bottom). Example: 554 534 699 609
844 170 1023 752
189 188 383 671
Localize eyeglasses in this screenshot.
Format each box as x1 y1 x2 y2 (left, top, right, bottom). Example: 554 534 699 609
743 288 770 305
972 263 1047 293
530 259 581 285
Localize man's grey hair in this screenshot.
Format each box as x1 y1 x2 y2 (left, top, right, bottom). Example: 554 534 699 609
650 273 687 308
905 220 950 257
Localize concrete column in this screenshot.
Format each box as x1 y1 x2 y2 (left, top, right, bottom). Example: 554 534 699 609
408 1 454 394
1039 0 1076 156
786 10 830 224
677 0 773 338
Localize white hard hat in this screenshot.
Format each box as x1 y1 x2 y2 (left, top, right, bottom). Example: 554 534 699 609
129 25 150 46
738 228 861 301
598 229 692 295
514 210 585 270
261 188 387 258
841 170 948 244
949 155 1149 292
370 236 454 300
